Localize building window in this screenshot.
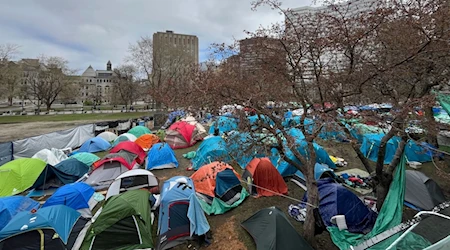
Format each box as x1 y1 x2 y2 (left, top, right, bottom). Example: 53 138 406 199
90 79 92 82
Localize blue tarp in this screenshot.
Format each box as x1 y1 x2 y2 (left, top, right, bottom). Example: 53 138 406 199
42 182 94 210
282 117 345 141
158 176 210 238
208 116 239 135
304 178 378 234
360 134 433 164
146 143 178 170
0 142 13 166
270 128 336 176
163 110 186 128
78 137 110 153
0 196 39 231
215 169 241 197
226 132 268 168
191 137 231 170
0 205 81 243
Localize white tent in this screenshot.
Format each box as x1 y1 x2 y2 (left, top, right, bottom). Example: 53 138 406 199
106 169 159 200
32 148 68 166
97 131 118 142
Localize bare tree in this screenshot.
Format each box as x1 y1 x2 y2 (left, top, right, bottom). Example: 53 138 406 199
23 56 73 111
112 64 141 110
0 44 21 106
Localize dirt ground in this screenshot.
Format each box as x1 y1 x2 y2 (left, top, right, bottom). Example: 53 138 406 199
4 121 450 249
0 120 96 142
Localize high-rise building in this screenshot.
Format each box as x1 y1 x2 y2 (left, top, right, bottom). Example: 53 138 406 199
152 30 199 71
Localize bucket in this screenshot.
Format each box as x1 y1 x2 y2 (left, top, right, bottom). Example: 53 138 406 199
408 161 422 169
330 215 348 231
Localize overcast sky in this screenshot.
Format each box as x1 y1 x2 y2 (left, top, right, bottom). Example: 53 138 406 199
0 0 312 73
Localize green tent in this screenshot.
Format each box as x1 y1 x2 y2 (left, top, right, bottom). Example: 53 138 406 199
241 206 314 250
0 158 47 197
69 153 100 167
81 189 153 250
127 126 151 138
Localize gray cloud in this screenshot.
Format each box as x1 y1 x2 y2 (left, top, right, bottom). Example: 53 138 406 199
0 0 310 73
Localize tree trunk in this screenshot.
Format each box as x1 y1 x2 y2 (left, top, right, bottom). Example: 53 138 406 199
303 159 319 246
339 123 374 173
425 106 438 147
8 97 12 106
46 103 52 111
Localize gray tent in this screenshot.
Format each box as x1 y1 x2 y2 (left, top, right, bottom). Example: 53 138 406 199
405 170 446 210
241 207 313 250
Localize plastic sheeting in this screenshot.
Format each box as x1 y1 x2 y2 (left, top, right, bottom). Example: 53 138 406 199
12 124 94 159
0 142 13 166
32 148 68 166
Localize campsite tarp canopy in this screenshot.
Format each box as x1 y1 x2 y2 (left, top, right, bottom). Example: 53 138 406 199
191 136 231 170
405 170 446 210
0 196 39 231
0 158 47 197
78 137 110 153
360 134 433 164
146 143 178 170
208 116 238 135
158 176 210 250
241 206 313 250
81 189 153 250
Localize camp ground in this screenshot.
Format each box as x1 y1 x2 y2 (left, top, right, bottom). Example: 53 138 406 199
0 107 449 250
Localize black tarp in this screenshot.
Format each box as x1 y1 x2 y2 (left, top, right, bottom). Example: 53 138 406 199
241 206 313 250
0 142 12 166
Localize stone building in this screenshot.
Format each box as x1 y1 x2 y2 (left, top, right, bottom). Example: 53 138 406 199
80 61 115 104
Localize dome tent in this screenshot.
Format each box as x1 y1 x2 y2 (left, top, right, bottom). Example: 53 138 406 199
0 205 89 250
158 176 210 250
78 137 110 153
146 143 178 170
191 162 249 215
405 170 446 210
0 196 39 231
85 152 137 187
69 152 100 167
43 183 98 218
127 125 151 138
80 190 154 250
32 148 68 166
110 141 146 166
191 136 231 170
111 133 137 147
0 158 47 197
135 134 160 151
243 158 288 197
165 121 201 149
97 131 118 142
106 169 159 200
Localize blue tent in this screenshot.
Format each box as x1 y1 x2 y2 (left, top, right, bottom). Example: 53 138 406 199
208 116 239 135
225 132 268 168
294 163 336 182
303 178 378 234
270 128 336 176
78 137 111 153
42 183 94 211
146 143 178 170
191 136 231 170
158 176 210 250
0 205 82 244
360 134 433 164
282 117 345 141
0 196 39 231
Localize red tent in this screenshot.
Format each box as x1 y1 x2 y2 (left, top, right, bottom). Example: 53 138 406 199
243 158 288 197
165 121 197 149
110 141 146 165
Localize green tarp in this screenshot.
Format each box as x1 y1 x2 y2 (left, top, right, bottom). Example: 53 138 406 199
328 156 431 249
0 158 47 197
198 188 249 215
437 93 450 116
69 153 100 167
81 189 153 250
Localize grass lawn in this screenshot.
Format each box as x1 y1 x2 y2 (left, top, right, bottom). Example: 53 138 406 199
0 112 151 124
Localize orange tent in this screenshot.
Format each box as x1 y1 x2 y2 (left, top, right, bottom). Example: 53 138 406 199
243 158 288 197
191 162 241 198
135 134 160 151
